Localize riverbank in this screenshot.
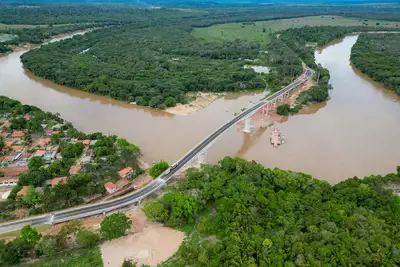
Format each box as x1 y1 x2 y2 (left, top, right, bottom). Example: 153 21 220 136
1 32 400 183
247 77 315 130
350 33 400 96
165 92 224 115
100 210 184 267
9 28 98 53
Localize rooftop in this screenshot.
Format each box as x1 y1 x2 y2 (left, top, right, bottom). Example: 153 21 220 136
69 165 82 175
118 167 133 177
17 186 28 197
11 131 25 138
0 166 28 177
51 177 67 188
0 178 18 183
35 150 46 156
0 156 14 162
104 181 117 190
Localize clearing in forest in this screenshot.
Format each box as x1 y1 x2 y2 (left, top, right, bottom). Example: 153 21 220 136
191 15 400 44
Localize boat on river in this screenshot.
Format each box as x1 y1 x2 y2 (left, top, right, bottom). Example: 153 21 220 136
270 128 284 147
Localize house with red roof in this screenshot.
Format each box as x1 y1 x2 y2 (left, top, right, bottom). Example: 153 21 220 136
11 131 25 139
104 182 117 194
0 178 18 187
118 167 133 178
69 165 82 175
34 150 46 157
51 177 67 188
0 156 14 166
17 186 28 198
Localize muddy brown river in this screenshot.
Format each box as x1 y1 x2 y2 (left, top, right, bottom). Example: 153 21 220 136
0 34 399 183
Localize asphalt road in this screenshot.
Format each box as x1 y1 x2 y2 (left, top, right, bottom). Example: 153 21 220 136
0 68 312 234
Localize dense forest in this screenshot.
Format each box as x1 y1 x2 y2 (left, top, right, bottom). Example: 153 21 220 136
5 4 400 107
0 24 99 45
278 25 396 103
143 157 400 266
351 33 400 95
21 26 266 108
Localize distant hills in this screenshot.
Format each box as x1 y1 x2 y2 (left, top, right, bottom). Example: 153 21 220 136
3 0 400 5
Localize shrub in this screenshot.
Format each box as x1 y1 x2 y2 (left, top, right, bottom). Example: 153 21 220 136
100 213 131 240
149 161 169 178
77 230 100 248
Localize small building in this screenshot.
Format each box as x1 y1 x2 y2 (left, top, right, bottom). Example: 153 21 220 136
34 150 46 157
81 155 92 164
51 177 67 188
24 114 30 120
5 140 15 148
21 153 33 162
0 178 18 187
42 150 57 161
11 145 25 152
0 166 28 177
46 145 59 152
90 140 98 146
0 121 11 130
47 130 60 136
104 182 117 194
82 140 91 146
38 138 51 148
17 186 28 198
118 167 133 178
0 156 14 166
11 131 25 139
69 165 82 175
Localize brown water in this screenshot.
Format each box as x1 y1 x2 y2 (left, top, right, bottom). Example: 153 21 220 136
0 34 399 183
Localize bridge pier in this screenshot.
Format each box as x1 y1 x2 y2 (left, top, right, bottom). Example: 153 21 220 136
198 150 207 165
262 103 270 117
243 116 252 133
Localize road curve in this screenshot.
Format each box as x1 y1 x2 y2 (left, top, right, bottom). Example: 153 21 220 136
0 68 313 234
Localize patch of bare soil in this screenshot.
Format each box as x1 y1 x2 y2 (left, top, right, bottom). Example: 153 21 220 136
100 210 184 267
132 174 153 189
166 92 223 115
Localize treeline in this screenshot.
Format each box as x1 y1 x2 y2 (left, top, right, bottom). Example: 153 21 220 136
280 25 399 68
144 157 400 266
21 26 265 109
0 24 98 46
351 33 400 95
0 43 11 53
14 5 400 108
0 4 192 25
1 3 400 26
0 213 132 266
279 26 397 104
265 37 303 91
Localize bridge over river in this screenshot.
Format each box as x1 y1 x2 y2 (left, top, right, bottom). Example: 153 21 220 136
0 68 313 234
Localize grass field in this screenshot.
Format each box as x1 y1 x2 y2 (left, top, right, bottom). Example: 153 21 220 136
0 224 52 239
191 15 400 45
23 247 103 267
